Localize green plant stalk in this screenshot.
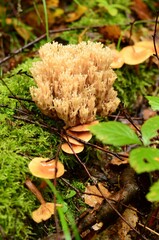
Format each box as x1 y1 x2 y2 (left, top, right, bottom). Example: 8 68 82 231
57 207 72 240
45 179 81 240
42 0 49 41
73 0 82 6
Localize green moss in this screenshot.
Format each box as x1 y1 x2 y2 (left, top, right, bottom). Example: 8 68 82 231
0 59 61 239
0 57 87 239
114 64 157 109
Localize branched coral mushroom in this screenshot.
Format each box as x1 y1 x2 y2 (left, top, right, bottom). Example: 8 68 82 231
30 41 120 127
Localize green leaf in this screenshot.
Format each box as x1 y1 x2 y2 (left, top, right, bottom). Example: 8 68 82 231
89 121 141 147
141 116 159 146
146 96 159 111
129 147 159 173
146 181 159 202
107 6 118 16
65 190 76 199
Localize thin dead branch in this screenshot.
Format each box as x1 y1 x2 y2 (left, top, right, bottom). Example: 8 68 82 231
152 11 159 61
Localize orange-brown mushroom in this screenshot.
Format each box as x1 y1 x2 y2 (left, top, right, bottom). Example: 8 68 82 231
62 121 99 154
66 129 92 142
63 132 84 146
25 178 62 223
134 40 158 54
61 143 84 154
120 45 153 65
28 157 65 179
32 202 61 223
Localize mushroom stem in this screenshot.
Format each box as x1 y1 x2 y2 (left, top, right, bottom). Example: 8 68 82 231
25 178 46 204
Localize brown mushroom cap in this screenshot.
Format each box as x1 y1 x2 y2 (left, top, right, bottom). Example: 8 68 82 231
32 202 54 223
120 45 153 65
32 202 62 223
61 143 84 154
110 49 124 69
66 129 92 142
69 120 99 132
28 157 65 179
63 131 84 146
134 40 158 53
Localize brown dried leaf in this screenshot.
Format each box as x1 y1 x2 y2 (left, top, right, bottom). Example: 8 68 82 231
98 25 121 42
46 0 59 8
24 4 63 31
131 0 152 20
142 108 157 120
111 153 128 166
65 5 87 23
84 183 111 207
6 18 31 41
118 208 138 240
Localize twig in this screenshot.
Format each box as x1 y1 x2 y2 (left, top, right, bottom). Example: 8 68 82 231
0 25 102 66
64 130 127 160
0 77 31 113
25 178 46 204
152 11 159 61
65 136 95 181
138 222 159 237
128 20 136 44
8 96 34 102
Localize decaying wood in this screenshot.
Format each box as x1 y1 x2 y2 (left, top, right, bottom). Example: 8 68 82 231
77 167 148 239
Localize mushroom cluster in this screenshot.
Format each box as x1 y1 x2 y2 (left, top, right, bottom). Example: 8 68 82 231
111 40 158 68
27 158 64 222
30 41 120 127
62 120 99 154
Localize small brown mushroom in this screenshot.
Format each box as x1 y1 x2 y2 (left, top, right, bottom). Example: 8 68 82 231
63 132 84 146
25 179 62 223
28 157 65 179
120 45 153 65
66 129 92 142
32 202 62 223
62 121 99 154
61 143 84 154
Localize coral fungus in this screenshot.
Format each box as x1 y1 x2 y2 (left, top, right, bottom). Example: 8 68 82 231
30 41 120 127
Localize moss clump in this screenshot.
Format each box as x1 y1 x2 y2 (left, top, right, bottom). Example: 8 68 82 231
0 59 60 239
114 64 157 109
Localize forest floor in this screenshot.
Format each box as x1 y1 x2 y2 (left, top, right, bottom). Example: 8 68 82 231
0 1 159 240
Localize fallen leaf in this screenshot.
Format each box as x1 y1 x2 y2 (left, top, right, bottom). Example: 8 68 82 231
84 183 111 207
142 108 156 120
98 25 121 42
111 152 128 166
24 4 63 32
6 18 31 41
118 207 138 240
92 222 103 231
131 0 152 20
65 5 87 23
46 0 59 8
